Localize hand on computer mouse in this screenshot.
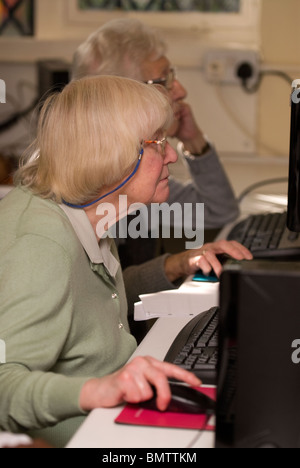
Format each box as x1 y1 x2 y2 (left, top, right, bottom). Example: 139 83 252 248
79 356 201 412
164 240 253 282
138 382 216 415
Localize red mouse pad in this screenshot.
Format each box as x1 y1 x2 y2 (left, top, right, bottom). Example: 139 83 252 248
114 387 216 431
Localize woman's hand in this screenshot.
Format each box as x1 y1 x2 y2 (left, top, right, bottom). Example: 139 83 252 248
164 240 253 283
79 356 201 412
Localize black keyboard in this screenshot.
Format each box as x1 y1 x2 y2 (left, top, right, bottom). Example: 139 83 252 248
164 307 219 385
227 211 300 258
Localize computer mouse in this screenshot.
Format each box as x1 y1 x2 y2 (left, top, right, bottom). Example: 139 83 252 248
139 383 215 415
193 270 219 283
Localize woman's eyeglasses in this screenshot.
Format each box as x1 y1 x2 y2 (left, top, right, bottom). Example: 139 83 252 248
144 137 167 155
144 68 176 91
62 138 167 209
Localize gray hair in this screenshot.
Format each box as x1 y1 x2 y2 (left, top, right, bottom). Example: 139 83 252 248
72 18 167 81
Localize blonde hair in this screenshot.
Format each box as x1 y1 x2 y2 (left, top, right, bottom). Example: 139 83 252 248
15 75 173 205
72 18 167 81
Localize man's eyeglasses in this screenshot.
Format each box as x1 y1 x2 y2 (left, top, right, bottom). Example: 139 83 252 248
144 68 176 91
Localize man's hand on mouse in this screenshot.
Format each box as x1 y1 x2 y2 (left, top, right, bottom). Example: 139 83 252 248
164 240 253 283
79 356 201 412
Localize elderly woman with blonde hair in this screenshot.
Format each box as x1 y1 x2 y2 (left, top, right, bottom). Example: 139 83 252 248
72 19 246 343
0 75 250 447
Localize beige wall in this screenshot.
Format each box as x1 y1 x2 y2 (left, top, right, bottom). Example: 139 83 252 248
259 0 300 156
0 0 260 157
1 0 300 159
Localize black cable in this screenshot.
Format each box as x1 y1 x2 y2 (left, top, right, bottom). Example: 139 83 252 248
241 70 293 94
0 97 39 133
238 177 288 204
186 412 214 448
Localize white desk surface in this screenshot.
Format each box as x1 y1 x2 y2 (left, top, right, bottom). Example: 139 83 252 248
67 177 288 449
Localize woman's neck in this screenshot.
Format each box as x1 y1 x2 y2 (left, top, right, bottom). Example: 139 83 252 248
84 193 131 242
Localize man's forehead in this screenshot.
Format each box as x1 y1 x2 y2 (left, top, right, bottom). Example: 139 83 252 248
140 55 171 80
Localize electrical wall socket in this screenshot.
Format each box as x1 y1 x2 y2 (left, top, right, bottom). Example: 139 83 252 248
203 48 260 86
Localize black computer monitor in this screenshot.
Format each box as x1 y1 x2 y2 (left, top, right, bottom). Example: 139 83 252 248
287 80 300 232
216 260 300 448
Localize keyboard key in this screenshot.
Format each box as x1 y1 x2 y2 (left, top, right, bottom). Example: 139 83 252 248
227 211 300 258
164 307 219 385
